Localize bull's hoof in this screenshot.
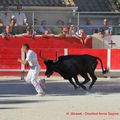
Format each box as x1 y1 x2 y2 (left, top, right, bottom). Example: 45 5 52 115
79 85 87 91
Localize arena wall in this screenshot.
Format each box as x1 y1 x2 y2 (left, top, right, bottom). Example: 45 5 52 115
0 36 120 77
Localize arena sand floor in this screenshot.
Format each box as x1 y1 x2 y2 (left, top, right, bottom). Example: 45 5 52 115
0 76 120 120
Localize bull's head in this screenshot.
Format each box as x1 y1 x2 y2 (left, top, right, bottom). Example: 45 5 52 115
40 51 58 77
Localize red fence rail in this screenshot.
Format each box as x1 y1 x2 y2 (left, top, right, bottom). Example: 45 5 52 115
0 36 92 48
111 49 120 70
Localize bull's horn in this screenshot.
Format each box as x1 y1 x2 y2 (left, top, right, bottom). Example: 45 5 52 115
39 51 48 61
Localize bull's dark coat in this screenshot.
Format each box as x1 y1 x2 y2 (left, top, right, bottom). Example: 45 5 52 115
41 54 108 90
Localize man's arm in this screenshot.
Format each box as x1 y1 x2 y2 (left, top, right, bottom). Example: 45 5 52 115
17 58 28 65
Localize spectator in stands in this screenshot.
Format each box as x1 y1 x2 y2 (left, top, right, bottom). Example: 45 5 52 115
100 18 113 49
9 18 18 35
12 5 28 33
92 28 104 38
77 29 91 44
0 6 12 26
93 28 104 38
52 20 64 35
25 26 33 36
39 20 51 34
0 6 12 33
92 28 104 48
57 27 70 37
67 18 73 27
93 28 99 34
1 25 12 37
84 19 93 35
0 20 3 34
69 25 77 36
100 18 112 35
16 26 33 37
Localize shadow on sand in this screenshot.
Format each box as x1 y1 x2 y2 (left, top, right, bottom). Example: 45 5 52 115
0 79 120 96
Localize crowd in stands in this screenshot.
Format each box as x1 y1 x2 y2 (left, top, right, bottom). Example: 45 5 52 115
0 5 113 44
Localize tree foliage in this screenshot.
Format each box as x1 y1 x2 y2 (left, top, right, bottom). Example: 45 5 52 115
114 0 120 8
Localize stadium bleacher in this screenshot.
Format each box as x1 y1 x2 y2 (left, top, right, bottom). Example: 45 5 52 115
0 0 119 11
0 0 75 7
75 0 116 12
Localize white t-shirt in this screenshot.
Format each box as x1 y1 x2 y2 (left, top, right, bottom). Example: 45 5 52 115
26 50 39 67
12 12 27 26
0 12 12 26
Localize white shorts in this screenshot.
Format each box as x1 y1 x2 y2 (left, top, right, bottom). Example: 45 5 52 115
25 65 44 93
25 65 40 83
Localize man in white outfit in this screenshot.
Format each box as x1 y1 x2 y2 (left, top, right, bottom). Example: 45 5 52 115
18 44 46 96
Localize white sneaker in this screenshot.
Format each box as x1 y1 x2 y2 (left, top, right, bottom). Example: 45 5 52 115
36 92 45 96
40 79 47 88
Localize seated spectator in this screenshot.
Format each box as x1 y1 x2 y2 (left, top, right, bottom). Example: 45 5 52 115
69 25 77 36
0 5 12 26
9 18 18 35
93 28 104 38
76 29 91 44
34 18 39 32
84 19 93 35
92 28 104 48
0 19 3 26
39 20 51 34
0 19 4 34
56 27 70 37
16 26 33 36
25 26 33 36
1 25 12 37
0 19 18 37
12 5 28 34
99 18 112 36
41 30 55 37
52 20 64 35
93 28 99 34
0 5 12 34
100 18 113 49
67 18 73 27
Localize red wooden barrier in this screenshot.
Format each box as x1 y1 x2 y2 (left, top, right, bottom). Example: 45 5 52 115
0 36 120 76
0 36 92 74
0 48 21 69
111 49 120 70
68 49 107 69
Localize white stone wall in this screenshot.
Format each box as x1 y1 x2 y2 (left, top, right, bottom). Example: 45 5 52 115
92 35 120 49
112 35 120 48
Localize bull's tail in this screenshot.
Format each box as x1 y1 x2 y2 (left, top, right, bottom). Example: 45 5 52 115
95 57 109 74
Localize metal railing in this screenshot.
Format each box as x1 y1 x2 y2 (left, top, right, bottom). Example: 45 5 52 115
0 11 120 35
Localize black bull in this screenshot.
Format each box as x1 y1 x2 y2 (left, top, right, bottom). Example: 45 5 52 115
40 53 108 90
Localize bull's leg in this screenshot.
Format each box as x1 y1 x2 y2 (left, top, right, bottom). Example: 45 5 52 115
88 61 98 90
80 73 91 85
89 72 97 90
69 78 78 90
73 76 87 90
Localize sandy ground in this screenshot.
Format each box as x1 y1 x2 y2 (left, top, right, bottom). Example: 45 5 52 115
0 76 120 120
